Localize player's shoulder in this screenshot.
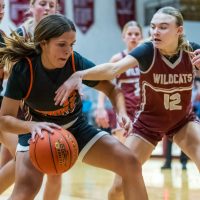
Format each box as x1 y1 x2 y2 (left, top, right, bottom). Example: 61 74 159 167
13 57 36 74
15 26 25 37
16 18 34 37
72 51 93 64
138 40 153 49
72 50 82 59
110 52 124 62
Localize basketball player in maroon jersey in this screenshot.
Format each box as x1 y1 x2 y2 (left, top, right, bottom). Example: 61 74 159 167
95 21 142 142
55 6 200 200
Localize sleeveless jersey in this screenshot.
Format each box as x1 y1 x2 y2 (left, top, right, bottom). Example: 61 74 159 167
133 47 194 133
116 51 140 119
22 54 82 125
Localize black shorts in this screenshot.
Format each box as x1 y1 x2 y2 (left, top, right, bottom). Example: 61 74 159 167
17 114 108 160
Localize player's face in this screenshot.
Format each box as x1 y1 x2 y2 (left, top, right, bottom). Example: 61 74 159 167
123 26 142 51
30 0 57 24
0 0 5 22
150 13 183 54
41 31 76 69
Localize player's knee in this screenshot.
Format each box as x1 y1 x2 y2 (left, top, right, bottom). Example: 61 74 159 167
15 172 43 197
120 154 142 178
11 184 40 200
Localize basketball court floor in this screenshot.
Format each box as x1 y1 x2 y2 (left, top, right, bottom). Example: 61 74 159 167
1 157 200 200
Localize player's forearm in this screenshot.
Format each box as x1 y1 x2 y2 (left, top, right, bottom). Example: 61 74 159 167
80 56 137 81
107 86 127 117
97 92 106 109
80 63 118 81
0 116 31 134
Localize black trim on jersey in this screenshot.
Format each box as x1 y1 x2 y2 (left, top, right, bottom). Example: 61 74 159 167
15 26 28 38
129 41 200 72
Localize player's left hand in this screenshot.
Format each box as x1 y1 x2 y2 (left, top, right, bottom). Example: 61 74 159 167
29 122 61 142
116 114 132 137
191 49 200 69
54 72 83 106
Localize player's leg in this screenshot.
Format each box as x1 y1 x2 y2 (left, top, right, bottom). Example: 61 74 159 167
0 132 17 194
108 135 154 200
9 151 44 200
174 121 200 171
0 131 17 157
0 158 15 194
0 145 13 167
112 128 126 143
82 134 148 200
43 175 62 200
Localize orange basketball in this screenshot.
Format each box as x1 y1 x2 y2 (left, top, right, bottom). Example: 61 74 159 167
29 128 79 175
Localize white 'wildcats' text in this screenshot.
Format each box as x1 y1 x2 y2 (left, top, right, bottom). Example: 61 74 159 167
153 73 193 85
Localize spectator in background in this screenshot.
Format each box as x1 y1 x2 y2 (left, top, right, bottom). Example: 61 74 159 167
161 138 188 170
94 21 143 141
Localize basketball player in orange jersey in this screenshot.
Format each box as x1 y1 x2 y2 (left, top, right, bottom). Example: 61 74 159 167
0 0 64 199
95 21 142 142
55 6 200 200
0 14 148 200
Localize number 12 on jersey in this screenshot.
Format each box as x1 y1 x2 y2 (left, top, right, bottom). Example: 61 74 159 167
164 93 182 110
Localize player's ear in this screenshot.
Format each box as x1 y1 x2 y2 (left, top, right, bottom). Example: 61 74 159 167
177 26 183 36
40 40 46 47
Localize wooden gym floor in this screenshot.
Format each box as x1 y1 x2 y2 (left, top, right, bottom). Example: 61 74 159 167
1 158 200 200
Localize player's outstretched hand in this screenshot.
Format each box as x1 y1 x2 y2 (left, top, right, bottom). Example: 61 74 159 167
191 49 200 69
54 72 83 106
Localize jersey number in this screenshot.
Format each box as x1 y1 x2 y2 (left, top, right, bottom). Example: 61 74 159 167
164 93 182 110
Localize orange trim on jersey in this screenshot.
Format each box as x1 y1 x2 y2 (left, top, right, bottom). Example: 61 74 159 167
24 57 33 100
71 51 76 72
24 53 75 100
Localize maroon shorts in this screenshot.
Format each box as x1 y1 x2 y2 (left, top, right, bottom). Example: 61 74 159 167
106 108 116 129
132 112 200 146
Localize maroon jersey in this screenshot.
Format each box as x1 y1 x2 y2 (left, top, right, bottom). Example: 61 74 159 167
133 47 194 133
116 52 140 120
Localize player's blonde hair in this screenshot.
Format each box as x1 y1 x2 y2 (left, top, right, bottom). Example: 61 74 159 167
155 6 192 52
30 0 59 5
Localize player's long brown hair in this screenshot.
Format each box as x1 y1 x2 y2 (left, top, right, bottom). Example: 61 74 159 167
155 6 192 53
0 14 76 73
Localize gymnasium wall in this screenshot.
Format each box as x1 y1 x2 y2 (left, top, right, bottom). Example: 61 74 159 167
1 0 200 65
